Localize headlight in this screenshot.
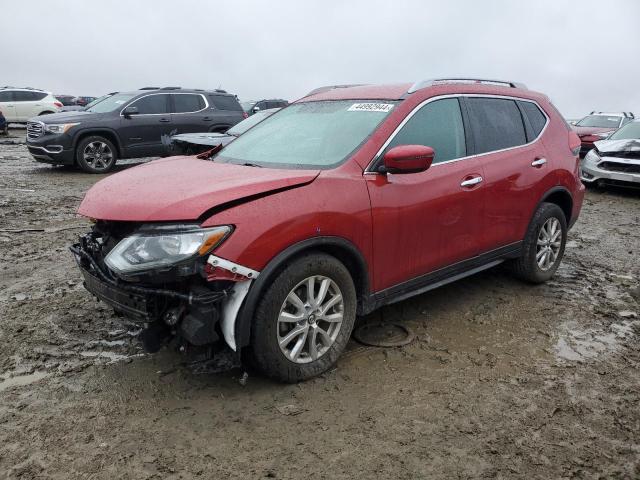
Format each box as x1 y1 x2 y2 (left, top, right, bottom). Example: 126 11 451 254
584 149 600 164
44 123 80 134
105 225 232 275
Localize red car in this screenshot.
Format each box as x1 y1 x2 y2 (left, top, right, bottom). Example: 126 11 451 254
572 111 635 157
72 78 584 382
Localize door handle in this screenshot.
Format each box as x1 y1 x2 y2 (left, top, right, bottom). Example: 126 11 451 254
531 158 547 167
159 118 171 123
202 116 212 121
460 176 483 187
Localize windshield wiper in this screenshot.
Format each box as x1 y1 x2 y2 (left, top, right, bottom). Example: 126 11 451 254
241 162 263 168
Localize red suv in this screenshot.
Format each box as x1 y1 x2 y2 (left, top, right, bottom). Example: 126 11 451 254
72 78 584 382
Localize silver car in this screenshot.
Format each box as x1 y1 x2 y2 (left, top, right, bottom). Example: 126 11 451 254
581 120 640 187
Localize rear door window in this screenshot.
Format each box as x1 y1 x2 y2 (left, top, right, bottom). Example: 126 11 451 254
13 91 38 102
518 101 547 140
383 98 466 164
209 95 242 111
466 98 527 154
173 94 205 113
130 94 170 114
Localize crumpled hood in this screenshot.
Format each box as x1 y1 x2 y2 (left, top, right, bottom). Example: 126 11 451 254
572 125 614 137
78 157 320 221
594 138 640 153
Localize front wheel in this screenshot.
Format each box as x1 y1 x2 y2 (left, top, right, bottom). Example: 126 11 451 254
250 253 357 382
510 202 567 283
76 136 117 173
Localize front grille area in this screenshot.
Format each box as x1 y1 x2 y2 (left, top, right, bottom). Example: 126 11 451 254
599 161 640 175
27 121 43 140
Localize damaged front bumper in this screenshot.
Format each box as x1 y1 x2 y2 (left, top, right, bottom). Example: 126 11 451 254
70 234 258 354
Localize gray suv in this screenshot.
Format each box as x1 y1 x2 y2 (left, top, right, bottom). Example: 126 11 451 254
26 87 245 173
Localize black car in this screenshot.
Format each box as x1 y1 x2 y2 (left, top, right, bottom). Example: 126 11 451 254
26 87 245 173
241 99 288 116
164 108 280 155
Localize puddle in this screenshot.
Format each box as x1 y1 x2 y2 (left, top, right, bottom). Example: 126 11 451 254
0 371 50 392
555 318 638 362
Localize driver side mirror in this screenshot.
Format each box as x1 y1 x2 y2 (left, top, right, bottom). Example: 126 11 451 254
123 106 139 117
380 145 435 174
252 106 261 113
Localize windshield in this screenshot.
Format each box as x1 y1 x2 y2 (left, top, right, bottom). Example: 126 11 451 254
217 100 396 169
227 109 278 136
576 115 622 128
85 93 137 113
608 121 640 140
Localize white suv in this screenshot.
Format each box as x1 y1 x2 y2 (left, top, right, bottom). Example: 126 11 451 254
0 87 62 123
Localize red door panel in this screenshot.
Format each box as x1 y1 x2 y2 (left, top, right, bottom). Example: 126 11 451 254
366 158 485 292
476 142 554 252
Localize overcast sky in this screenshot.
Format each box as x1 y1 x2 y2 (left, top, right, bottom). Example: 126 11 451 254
2 0 639 118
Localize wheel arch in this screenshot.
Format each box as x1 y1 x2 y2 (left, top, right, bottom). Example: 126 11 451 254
540 186 573 224
234 236 371 350
73 129 123 158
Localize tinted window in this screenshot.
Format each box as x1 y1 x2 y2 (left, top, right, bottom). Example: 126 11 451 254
384 98 466 164
13 91 40 102
33 92 47 101
130 94 170 114
466 98 527 154
173 94 205 113
209 95 242 111
0 91 14 102
518 101 547 139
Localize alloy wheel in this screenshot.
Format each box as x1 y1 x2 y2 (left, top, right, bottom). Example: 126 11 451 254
277 275 344 364
83 141 113 171
536 217 562 270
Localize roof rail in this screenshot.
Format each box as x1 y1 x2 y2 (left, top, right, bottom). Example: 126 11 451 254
161 86 181 90
214 89 227 93
303 84 368 97
408 78 527 94
139 86 160 90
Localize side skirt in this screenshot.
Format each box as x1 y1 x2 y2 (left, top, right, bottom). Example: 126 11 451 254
365 242 522 312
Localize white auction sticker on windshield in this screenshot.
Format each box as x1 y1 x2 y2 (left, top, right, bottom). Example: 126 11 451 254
348 103 394 113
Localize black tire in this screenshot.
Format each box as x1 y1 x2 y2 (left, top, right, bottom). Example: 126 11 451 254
510 202 567 283
76 135 117 173
250 253 357 383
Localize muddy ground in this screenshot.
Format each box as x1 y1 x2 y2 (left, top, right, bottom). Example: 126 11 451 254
0 128 639 479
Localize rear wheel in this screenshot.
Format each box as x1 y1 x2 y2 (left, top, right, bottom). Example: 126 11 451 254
250 253 357 382
76 135 117 173
510 202 567 283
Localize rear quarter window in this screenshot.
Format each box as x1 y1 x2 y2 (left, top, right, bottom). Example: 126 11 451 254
466 98 527 154
209 95 242 111
518 101 547 139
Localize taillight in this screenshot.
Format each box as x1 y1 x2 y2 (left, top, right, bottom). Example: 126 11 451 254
54 101 63 108
242 112 248 119
568 131 581 157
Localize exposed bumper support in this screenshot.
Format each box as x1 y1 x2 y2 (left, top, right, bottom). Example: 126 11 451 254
208 255 261 351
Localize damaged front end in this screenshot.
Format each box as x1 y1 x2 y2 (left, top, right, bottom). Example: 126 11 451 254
70 220 256 362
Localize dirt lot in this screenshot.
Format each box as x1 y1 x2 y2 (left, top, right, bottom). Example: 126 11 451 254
1 129 639 479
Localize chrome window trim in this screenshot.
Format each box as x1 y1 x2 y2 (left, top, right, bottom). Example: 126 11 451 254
119 92 209 117
364 93 550 174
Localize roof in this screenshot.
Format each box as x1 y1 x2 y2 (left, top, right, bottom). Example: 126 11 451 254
297 79 541 103
300 84 412 101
